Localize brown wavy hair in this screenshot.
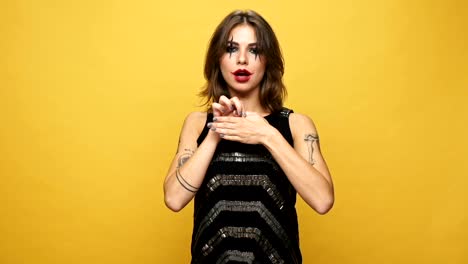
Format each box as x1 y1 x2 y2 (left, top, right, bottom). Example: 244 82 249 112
199 10 287 113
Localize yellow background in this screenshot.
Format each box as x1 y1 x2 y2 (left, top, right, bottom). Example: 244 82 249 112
1 0 467 263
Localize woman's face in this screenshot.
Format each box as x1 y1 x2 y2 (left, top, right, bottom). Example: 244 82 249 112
219 24 266 97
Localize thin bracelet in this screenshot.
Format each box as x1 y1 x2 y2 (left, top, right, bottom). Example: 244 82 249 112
176 168 198 193
175 170 196 193
177 168 199 190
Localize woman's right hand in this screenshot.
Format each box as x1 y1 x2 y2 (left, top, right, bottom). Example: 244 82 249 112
212 95 244 118
209 96 244 143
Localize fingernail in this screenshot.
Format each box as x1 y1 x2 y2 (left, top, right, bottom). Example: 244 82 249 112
219 133 224 138
207 122 212 128
213 117 217 121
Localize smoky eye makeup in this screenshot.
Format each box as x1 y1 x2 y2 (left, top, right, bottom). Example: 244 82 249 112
249 46 259 56
249 47 258 53
225 37 260 60
226 44 238 57
226 37 237 58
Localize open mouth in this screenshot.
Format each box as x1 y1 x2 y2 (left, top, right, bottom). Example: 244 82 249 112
231 69 252 83
232 69 252 76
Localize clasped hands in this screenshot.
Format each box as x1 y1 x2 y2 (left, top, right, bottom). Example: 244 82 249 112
208 95 273 145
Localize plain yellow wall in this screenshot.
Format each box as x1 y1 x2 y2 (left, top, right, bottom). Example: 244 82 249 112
1 0 467 263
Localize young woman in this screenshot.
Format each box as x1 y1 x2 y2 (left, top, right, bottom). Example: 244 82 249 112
164 10 334 264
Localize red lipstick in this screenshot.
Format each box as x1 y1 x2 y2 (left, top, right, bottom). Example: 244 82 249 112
231 69 252 83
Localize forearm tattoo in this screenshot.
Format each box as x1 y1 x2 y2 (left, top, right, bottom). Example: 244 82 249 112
304 134 319 165
177 148 195 168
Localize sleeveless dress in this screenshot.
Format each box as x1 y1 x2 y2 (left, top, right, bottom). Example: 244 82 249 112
191 108 302 264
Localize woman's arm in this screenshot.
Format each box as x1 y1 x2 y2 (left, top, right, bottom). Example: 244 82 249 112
163 112 220 212
263 113 334 214
209 112 334 214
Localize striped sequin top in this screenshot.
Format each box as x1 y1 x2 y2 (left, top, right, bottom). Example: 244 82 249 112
191 108 302 264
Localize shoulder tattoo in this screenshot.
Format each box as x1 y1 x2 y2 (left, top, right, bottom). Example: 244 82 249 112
304 134 319 165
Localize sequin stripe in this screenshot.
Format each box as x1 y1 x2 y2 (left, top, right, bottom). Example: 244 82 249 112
199 226 285 264
193 201 293 258
216 250 255 264
206 174 286 210
212 152 280 171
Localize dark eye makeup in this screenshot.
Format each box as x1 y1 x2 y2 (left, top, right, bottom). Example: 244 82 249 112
225 36 260 60
227 37 236 58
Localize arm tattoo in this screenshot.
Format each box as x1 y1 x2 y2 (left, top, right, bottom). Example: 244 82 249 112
177 148 195 168
304 134 319 165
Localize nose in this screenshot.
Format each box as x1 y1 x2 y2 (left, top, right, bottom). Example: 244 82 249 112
237 50 248 65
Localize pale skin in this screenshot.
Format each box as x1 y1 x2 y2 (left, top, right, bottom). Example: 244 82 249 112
163 24 334 214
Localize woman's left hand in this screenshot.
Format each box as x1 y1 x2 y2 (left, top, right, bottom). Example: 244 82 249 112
207 112 276 145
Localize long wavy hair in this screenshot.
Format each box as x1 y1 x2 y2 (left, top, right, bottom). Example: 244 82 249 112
199 10 287 113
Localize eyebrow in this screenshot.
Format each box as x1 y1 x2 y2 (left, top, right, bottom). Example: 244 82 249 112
227 40 258 47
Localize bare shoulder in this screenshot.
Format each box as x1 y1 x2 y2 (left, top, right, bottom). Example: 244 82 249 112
289 112 318 134
185 111 207 124
182 111 208 136
176 111 208 153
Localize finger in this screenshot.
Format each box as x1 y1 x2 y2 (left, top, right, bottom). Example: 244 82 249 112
209 121 235 130
212 116 237 123
230 97 244 117
219 95 234 114
211 126 236 136
212 103 227 117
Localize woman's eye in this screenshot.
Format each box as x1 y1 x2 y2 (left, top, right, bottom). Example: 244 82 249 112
249 48 259 55
226 46 238 53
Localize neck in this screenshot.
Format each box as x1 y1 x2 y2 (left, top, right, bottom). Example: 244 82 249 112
228 89 269 116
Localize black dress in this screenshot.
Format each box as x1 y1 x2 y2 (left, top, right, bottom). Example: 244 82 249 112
191 108 302 264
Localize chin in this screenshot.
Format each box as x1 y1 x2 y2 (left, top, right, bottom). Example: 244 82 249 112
228 86 257 95
228 82 261 94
